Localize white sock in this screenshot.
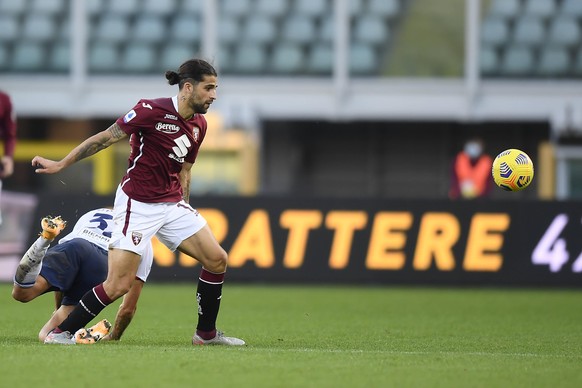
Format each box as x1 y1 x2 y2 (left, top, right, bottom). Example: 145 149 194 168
13 236 52 286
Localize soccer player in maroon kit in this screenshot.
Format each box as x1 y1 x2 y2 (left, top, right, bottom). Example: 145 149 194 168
0 90 17 226
32 59 245 345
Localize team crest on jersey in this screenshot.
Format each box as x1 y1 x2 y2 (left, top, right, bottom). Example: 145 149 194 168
131 231 143 246
193 127 200 142
155 122 180 134
123 109 136 123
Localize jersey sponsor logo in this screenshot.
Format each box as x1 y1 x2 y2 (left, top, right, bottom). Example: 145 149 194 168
164 113 178 120
155 122 180 134
123 109 137 123
193 127 200 142
131 231 143 246
142 102 153 110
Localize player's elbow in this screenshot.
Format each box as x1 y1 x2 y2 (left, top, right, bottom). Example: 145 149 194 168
12 288 33 303
119 303 137 319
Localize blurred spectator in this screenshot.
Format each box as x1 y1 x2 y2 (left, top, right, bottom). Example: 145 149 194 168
450 137 493 199
0 90 17 225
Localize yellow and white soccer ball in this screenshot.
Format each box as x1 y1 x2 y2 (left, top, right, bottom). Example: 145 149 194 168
491 149 534 191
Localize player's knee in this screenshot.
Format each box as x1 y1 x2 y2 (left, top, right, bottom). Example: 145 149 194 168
103 279 133 300
206 249 228 273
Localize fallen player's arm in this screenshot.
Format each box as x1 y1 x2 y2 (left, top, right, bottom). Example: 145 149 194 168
102 278 144 341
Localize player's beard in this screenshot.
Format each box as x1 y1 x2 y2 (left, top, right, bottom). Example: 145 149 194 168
193 102 208 114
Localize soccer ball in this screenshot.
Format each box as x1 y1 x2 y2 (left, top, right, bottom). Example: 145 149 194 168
491 149 534 191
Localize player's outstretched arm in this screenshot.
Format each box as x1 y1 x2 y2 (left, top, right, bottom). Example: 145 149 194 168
32 123 127 174
103 279 144 341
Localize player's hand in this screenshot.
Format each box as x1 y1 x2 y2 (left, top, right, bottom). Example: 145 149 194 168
32 156 62 174
0 156 13 178
100 332 119 342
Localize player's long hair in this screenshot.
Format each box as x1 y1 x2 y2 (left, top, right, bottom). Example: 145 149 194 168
165 59 217 88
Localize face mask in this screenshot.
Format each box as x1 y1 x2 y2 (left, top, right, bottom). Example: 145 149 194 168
464 142 482 159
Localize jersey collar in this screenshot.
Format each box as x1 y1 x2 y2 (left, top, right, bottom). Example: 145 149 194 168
172 95 179 112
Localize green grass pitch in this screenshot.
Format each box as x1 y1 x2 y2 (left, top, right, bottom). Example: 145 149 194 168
1 283 581 387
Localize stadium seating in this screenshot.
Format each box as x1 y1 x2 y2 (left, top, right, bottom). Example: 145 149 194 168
500 46 535 76
0 0 403 77
537 45 570 76
481 0 582 78
11 42 45 71
89 43 119 72
49 42 70 72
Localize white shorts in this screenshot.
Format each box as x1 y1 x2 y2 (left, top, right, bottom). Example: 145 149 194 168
109 185 207 255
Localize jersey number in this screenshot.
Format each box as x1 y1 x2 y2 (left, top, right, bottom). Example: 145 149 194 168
90 213 113 238
172 134 191 158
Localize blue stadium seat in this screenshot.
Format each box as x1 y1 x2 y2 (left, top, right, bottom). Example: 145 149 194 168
242 16 277 45
349 0 365 16
537 46 570 76
49 42 70 72
11 42 45 71
218 17 240 45
293 0 329 18
121 44 157 73
143 0 176 17
350 43 377 75
22 15 57 42
170 15 202 43
94 15 130 44
0 16 19 42
0 0 27 15
59 19 71 40
131 16 167 44
30 0 64 15
256 0 288 17
270 44 305 74
547 17 581 47
307 43 333 74
500 46 535 76
215 46 232 72
180 0 203 16
89 43 119 72
480 46 499 75
489 0 521 19
573 48 582 75
232 44 267 74
560 0 582 18
368 0 401 19
221 0 252 18
512 16 545 47
0 45 8 71
159 44 198 71
480 17 510 47
282 15 316 45
107 0 139 16
523 0 557 19
319 15 334 43
353 15 389 46
87 0 105 17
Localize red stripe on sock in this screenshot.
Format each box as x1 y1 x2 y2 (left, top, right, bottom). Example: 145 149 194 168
94 283 113 305
199 268 225 283
196 329 217 340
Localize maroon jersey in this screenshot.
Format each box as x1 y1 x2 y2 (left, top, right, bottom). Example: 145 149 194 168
116 96 207 203
0 91 16 158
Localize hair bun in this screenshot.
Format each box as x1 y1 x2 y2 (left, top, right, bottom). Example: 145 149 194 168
165 70 180 85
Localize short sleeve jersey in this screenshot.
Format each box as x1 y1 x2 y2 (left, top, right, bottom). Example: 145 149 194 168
58 207 154 281
115 96 207 203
